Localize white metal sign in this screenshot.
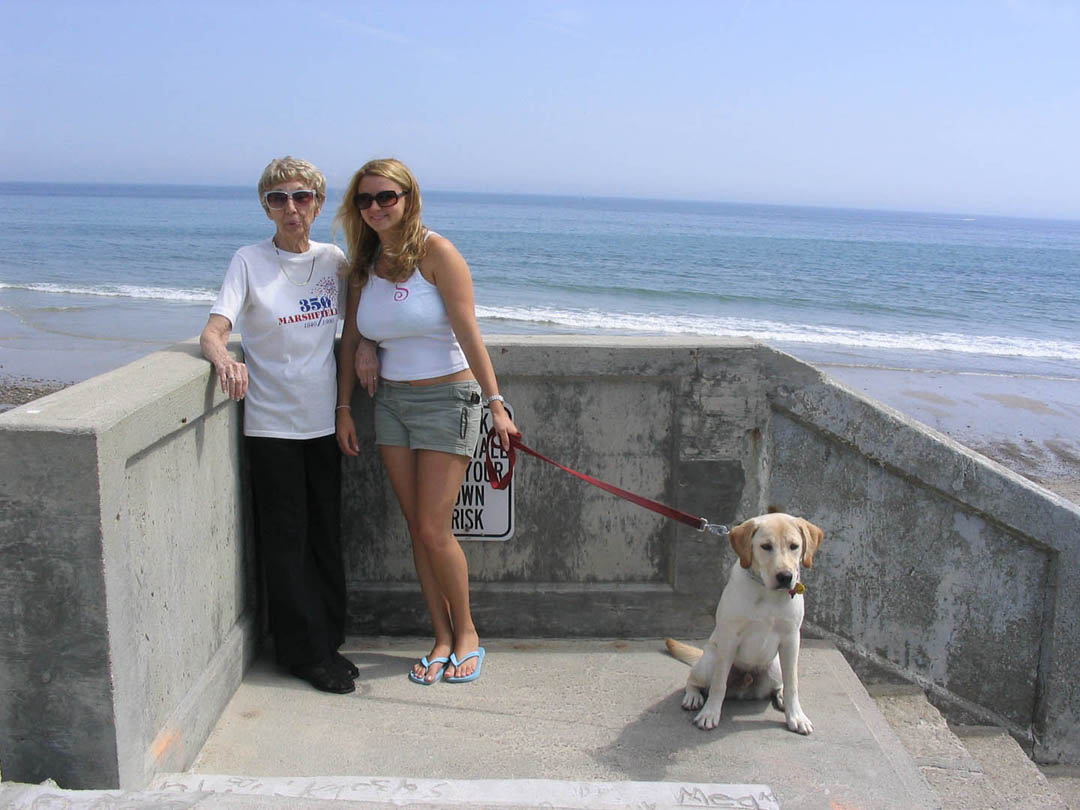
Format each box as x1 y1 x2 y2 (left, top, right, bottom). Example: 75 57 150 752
455 403 514 541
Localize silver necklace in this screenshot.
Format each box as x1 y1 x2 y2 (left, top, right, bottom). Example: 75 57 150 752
274 241 315 286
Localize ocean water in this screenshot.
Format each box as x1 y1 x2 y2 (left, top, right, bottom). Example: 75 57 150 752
1 182 1078 383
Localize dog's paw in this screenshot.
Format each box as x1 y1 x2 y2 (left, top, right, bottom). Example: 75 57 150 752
786 710 813 735
681 687 705 711
692 702 723 730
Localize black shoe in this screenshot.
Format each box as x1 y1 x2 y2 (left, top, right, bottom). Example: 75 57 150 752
291 659 355 694
333 650 359 679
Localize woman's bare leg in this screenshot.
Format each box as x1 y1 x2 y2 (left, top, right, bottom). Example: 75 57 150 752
380 445 452 682
412 449 479 679
380 445 480 681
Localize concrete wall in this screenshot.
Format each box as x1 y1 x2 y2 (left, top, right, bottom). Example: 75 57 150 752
0 340 256 789
342 337 1080 765
3 336 1078 787
342 338 762 638
756 348 1080 766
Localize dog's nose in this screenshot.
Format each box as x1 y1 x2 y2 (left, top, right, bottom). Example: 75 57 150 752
776 571 793 587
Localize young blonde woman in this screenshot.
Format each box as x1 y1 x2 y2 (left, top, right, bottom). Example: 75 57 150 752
335 158 518 684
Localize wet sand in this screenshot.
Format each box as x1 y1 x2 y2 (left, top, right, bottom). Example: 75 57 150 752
0 375 69 409
819 363 1080 506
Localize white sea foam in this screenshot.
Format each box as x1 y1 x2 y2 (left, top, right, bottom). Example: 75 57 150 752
476 305 1080 361
0 281 215 303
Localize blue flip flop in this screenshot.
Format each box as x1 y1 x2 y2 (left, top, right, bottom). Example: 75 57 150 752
408 655 449 686
445 647 486 683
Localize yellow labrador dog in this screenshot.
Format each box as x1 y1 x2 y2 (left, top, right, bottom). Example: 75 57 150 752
666 513 823 734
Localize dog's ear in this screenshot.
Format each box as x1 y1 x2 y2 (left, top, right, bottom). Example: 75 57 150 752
797 519 824 567
729 518 757 568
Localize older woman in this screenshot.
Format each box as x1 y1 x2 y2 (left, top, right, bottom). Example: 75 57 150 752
335 158 518 685
200 156 359 694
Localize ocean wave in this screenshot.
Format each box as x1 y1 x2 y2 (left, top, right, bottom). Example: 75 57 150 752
475 305 1080 361
0 281 216 303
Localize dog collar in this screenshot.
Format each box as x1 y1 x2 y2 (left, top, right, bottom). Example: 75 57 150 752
789 583 806 599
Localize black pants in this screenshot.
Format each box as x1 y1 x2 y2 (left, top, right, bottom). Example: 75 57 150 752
246 434 345 668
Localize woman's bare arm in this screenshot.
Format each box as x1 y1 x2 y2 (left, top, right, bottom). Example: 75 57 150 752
200 313 248 400
425 235 519 448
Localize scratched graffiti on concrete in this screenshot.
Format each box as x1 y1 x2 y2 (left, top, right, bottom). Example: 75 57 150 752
0 775 781 809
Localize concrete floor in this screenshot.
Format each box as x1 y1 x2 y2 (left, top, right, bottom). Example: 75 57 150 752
170 636 938 810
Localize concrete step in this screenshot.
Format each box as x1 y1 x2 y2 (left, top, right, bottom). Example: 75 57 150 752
0 638 951 809
868 683 1071 810
173 637 938 810
0 777 781 809
6 641 1077 809
1039 766 1080 810
955 725 1070 810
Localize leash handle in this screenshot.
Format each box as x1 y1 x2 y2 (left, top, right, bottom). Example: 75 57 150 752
485 429 516 490
484 428 716 532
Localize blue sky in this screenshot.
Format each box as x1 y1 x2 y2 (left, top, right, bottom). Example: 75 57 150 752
2 1 1078 218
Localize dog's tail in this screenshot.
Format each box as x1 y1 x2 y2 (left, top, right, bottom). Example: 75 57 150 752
664 638 703 665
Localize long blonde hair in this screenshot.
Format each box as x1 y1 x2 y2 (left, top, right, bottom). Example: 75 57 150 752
335 158 426 286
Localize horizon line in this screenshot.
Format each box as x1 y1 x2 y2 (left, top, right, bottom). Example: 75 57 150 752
1 179 1077 224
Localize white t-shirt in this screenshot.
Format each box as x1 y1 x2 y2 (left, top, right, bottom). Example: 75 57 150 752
211 238 345 439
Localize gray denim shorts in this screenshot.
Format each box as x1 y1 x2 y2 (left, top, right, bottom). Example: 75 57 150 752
374 379 482 457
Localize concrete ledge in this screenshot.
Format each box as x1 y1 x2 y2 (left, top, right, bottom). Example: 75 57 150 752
755 346 1080 763
142 612 259 778
0 339 255 788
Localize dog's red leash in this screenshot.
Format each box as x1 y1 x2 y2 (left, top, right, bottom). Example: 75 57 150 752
484 428 729 536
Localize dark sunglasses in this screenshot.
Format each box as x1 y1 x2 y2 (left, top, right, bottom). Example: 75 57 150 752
354 190 408 210
264 189 317 209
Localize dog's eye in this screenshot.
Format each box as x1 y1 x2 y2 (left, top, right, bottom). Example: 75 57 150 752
790 543 800 551
761 543 773 552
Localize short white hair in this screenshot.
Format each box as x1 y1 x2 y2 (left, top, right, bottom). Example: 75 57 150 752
257 156 327 213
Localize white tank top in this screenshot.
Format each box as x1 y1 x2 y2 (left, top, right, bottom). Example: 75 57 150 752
354 239 469 381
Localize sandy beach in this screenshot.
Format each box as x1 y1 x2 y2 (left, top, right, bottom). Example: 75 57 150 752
818 362 1080 506
3 348 1077 507
0 376 68 408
